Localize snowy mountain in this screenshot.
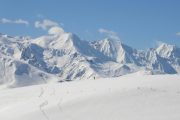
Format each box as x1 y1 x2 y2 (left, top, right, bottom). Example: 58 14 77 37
145 48 177 74
90 38 147 65
156 43 180 72
0 32 180 87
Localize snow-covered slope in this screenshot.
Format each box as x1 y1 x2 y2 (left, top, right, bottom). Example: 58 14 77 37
0 74 180 120
29 33 103 80
156 43 180 73
0 32 180 87
91 38 140 63
0 34 59 88
145 48 177 74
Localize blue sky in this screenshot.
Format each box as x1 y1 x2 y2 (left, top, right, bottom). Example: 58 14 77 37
0 0 180 49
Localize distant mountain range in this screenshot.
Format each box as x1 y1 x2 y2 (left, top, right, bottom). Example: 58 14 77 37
0 32 180 87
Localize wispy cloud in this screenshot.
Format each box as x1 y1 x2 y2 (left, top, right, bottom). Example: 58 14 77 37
0 18 29 26
176 32 180 36
98 28 120 40
15 19 29 25
35 19 59 30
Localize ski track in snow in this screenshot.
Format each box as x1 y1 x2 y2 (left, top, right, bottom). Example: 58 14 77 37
0 74 180 120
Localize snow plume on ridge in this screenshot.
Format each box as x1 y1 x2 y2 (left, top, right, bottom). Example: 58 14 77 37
156 40 165 47
0 18 29 26
48 26 65 35
99 28 120 40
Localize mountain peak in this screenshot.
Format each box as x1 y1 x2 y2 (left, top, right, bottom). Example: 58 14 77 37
156 43 180 59
91 38 136 63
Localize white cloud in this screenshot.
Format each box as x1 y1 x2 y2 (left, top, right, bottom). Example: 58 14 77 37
98 28 120 40
35 19 59 30
0 18 29 25
15 19 29 25
176 32 180 36
48 26 65 35
35 19 65 36
1 18 11 23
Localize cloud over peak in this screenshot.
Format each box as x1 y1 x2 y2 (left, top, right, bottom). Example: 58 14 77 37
35 19 65 36
48 26 65 35
35 19 59 30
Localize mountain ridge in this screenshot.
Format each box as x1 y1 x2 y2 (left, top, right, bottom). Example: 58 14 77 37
0 32 180 87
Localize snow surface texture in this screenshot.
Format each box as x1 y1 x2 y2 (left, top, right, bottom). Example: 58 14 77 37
0 32 180 87
0 73 180 120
